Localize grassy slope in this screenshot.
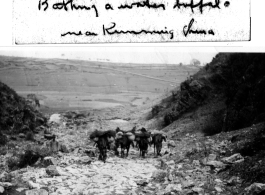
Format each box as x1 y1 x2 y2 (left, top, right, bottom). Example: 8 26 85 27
0 55 199 113
144 53 265 192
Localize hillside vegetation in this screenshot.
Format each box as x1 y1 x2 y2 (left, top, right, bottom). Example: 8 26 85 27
0 81 46 135
144 53 265 194
151 53 265 135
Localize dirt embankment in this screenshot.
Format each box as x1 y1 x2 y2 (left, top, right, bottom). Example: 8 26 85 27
150 53 265 134
144 53 265 194
0 81 47 136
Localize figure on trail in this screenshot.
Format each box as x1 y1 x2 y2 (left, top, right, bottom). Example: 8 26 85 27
151 133 167 156
114 126 135 158
90 129 116 163
135 127 151 158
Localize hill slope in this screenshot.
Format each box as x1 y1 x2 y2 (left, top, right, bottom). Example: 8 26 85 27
0 81 46 134
0 55 199 113
141 53 265 194
150 53 265 135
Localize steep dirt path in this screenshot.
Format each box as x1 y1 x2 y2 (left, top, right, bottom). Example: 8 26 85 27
12 110 164 195
1 104 179 195
17 147 162 195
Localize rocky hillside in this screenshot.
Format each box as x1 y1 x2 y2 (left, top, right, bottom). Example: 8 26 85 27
150 53 265 134
0 81 47 135
141 53 265 194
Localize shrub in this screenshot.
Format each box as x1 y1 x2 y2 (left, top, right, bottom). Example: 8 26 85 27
44 128 51 134
151 105 162 117
18 150 40 168
25 131 35 141
0 133 8 146
164 112 178 126
201 111 224 136
6 156 20 170
202 122 223 136
7 147 48 170
0 147 8 156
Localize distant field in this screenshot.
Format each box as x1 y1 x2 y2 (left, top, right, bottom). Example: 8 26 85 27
0 56 199 111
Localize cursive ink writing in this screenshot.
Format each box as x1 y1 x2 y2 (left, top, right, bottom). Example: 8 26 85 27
105 3 114 10
61 30 98 37
183 18 214 37
118 0 165 10
38 0 49 11
103 22 174 39
52 0 98 17
173 0 220 14
61 31 82 37
85 31 98 36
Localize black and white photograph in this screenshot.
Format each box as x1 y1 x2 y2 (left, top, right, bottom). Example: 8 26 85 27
0 0 265 194
0 48 265 195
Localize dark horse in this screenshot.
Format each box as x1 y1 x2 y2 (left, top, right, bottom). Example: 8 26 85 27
138 137 149 158
136 128 151 158
90 130 116 163
114 134 134 158
114 127 136 158
152 133 166 156
97 136 108 163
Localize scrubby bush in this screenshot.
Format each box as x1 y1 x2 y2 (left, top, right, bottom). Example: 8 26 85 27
0 147 8 156
164 112 178 126
44 128 51 134
7 156 20 170
0 81 47 134
151 105 163 117
185 147 201 157
18 150 40 168
25 131 35 141
201 111 224 136
201 120 223 136
0 133 8 146
6 143 57 170
222 53 265 131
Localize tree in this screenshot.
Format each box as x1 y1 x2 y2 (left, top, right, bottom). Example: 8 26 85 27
190 59 201 66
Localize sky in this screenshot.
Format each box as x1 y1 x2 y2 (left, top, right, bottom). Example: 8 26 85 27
0 47 218 65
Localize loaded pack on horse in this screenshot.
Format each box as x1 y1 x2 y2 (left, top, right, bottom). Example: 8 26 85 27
135 128 151 158
150 130 167 156
90 129 116 162
114 127 136 158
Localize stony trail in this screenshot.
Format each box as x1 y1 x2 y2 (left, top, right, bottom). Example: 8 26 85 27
2 107 253 195
1 109 259 195
17 146 164 195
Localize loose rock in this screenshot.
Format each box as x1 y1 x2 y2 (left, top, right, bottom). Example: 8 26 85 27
19 133 26 138
136 180 148 186
245 183 265 195
227 176 242 186
25 188 49 195
152 170 167 182
222 153 244 164
78 156 92 164
46 165 60 177
28 180 41 189
0 182 13 188
208 154 217 161
43 157 58 166
206 161 226 169
0 186 4 193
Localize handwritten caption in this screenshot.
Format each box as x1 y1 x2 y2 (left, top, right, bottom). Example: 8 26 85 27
14 0 250 43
